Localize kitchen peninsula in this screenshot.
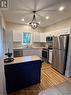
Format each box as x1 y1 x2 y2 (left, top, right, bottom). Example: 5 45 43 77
4 56 42 94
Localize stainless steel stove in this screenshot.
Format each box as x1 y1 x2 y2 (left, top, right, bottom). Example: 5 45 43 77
42 48 49 62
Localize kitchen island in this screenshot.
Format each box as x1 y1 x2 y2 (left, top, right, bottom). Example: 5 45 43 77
4 56 42 94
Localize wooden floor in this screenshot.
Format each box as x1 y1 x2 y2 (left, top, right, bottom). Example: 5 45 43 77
9 63 69 95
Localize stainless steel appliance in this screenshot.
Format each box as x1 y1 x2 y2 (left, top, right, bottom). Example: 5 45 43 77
42 48 49 62
46 36 53 49
46 36 53 42
52 35 69 75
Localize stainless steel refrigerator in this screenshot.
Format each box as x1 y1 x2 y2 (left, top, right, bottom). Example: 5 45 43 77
52 35 69 75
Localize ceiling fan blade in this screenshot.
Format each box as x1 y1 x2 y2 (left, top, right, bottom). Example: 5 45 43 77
37 0 67 12
8 8 32 12
2 10 32 16
37 10 57 14
2 8 33 15
36 13 45 19
33 0 37 11
21 13 33 21
39 9 57 12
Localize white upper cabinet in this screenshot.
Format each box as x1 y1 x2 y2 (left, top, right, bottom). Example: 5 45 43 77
32 32 46 42
56 28 70 36
45 32 54 37
32 31 40 42
13 31 22 42
40 33 46 42
45 28 70 37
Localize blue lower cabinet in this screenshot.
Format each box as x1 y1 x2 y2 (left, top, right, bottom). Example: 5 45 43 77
4 60 42 94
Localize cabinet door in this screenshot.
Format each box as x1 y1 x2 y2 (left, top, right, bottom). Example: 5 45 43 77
32 32 40 42
23 49 31 56
31 49 42 57
13 31 22 42
37 49 42 57
5 60 41 94
49 50 52 63
23 49 42 57
40 33 46 42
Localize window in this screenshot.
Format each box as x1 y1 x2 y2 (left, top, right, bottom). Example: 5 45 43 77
22 32 32 45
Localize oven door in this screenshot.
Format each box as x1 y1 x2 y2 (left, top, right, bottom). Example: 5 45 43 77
42 50 49 59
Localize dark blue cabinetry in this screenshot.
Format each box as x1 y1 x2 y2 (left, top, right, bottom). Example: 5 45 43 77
4 60 42 94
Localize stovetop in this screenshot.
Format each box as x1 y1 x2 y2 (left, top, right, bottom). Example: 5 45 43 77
42 47 53 50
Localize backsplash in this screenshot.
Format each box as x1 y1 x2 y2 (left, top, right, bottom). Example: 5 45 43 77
32 42 46 47
13 42 46 48
45 42 53 48
13 42 22 48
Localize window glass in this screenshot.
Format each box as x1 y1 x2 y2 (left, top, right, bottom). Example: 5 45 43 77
22 32 31 45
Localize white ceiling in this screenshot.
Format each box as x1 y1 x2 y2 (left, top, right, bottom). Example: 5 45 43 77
1 0 71 27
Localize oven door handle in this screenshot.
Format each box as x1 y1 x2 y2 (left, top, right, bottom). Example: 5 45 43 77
42 50 48 52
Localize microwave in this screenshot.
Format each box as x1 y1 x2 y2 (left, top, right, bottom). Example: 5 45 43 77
46 36 53 42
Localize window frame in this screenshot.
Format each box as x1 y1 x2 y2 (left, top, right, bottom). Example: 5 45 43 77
22 32 32 45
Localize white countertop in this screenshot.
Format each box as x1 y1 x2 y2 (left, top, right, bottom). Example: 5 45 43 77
4 55 41 65
13 47 46 50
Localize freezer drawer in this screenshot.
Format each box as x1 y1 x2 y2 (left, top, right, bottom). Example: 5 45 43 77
59 50 65 74
52 49 59 71
52 49 66 74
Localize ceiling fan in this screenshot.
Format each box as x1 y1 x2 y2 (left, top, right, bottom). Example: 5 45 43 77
3 0 68 29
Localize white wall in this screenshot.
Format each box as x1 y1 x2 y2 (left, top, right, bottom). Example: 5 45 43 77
0 12 7 95
6 22 44 33
45 17 71 33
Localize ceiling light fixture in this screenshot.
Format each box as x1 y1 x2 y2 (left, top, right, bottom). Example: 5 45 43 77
38 22 40 24
27 22 29 25
29 11 40 29
59 6 64 11
21 18 24 21
46 16 49 20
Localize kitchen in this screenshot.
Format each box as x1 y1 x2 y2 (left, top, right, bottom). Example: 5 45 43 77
0 0 71 95
5 22 54 63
